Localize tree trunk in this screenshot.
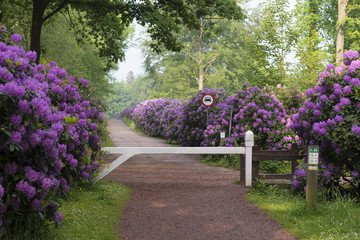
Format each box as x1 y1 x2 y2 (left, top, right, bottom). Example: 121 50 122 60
336 0 347 64
198 17 204 91
198 65 204 91
30 0 49 64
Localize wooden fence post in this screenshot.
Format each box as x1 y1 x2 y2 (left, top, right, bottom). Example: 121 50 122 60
245 131 254 187
240 153 245 185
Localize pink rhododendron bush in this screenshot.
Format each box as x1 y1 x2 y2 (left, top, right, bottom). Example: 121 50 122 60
0 26 105 237
291 51 360 197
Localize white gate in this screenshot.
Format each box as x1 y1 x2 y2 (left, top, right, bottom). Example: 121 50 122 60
95 131 254 186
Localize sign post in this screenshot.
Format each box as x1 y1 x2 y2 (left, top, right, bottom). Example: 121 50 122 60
201 93 215 128
306 145 319 210
220 131 226 146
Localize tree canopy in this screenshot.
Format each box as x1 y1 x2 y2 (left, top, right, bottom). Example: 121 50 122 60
0 0 244 69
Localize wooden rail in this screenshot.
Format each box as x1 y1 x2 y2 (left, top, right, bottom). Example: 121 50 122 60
240 146 302 185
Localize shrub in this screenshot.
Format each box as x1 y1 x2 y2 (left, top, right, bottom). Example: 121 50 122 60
0 26 105 237
115 106 134 119
230 83 297 150
290 50 360 198
131 98 184 139
178 88 232 146
270 84 306 114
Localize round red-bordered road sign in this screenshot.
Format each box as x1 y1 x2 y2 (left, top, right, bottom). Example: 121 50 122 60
201 94 215 107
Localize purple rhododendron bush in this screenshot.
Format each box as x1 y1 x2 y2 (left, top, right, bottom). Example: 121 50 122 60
178 88 232 147
291 50 360 198
131 98 186 142
230 84 298 150
125 86 300 150
0 26 105 237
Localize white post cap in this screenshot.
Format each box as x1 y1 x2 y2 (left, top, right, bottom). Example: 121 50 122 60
245 130 254 147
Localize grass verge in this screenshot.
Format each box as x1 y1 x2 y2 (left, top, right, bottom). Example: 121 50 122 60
102 134 115 147
121 117 145 135
247 188 360 240
201 154 240 169
44 180 131 240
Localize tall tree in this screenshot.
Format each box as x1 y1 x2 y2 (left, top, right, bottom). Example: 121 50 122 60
1 0 244 69
291 0 331 89
250 0 296 86
41 13 112 97
336 0 348 63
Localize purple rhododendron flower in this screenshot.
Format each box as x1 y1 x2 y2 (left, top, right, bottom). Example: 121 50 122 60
326 64 335 71
340 97 351 106
18 100 31 114
42 178 52 191
54 212 63 222
92 161 100 169
5 162 18 175
10 114 22 126
333 83 342 89
313 110 321 117
292 180 300 187
295 168 307 178
334 88 342 96
323 171 331 179
335 147 342 155
352 125 360 135
344 75 352 82
25 167 39 183
344 50 359 59
305 88 314 96
319 128 327 136
351 171 359 177
334 115 343 123
334 104 342 113
0 184 4 199
10 33 22 43
343 86 352 94
81 170 89 179
327 119 335 126
16 180 36 199
31 199 43 211
69 158 78 168
320 95 328 102
351 78 360 85
4 82 25 98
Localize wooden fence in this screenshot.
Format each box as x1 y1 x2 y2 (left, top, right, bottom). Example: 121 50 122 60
240 146 303 186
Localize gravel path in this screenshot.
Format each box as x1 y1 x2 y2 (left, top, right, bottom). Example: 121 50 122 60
103 119 297 240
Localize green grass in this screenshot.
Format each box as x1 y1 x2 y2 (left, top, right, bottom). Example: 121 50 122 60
247 188 360 240
102 134 115 147
44 180 131 240
121 117 145 135
201 154 240 169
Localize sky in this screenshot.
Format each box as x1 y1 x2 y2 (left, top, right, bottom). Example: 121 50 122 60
111 0 296 81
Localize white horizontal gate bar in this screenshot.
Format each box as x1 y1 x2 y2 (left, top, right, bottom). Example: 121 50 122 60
95 131 254 186
102 147 246 155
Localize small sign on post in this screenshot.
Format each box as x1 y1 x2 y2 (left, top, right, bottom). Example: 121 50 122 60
306 145 319 210
201 94 215 107
201 93 215 127
220 131 225 146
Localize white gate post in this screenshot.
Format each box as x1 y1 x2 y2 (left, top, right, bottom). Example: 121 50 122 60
245 131 254 186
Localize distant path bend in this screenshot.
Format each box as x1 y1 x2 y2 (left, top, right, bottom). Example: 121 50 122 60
104 119 297 240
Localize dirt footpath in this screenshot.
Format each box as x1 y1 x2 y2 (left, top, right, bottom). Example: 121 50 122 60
103 119 297 240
